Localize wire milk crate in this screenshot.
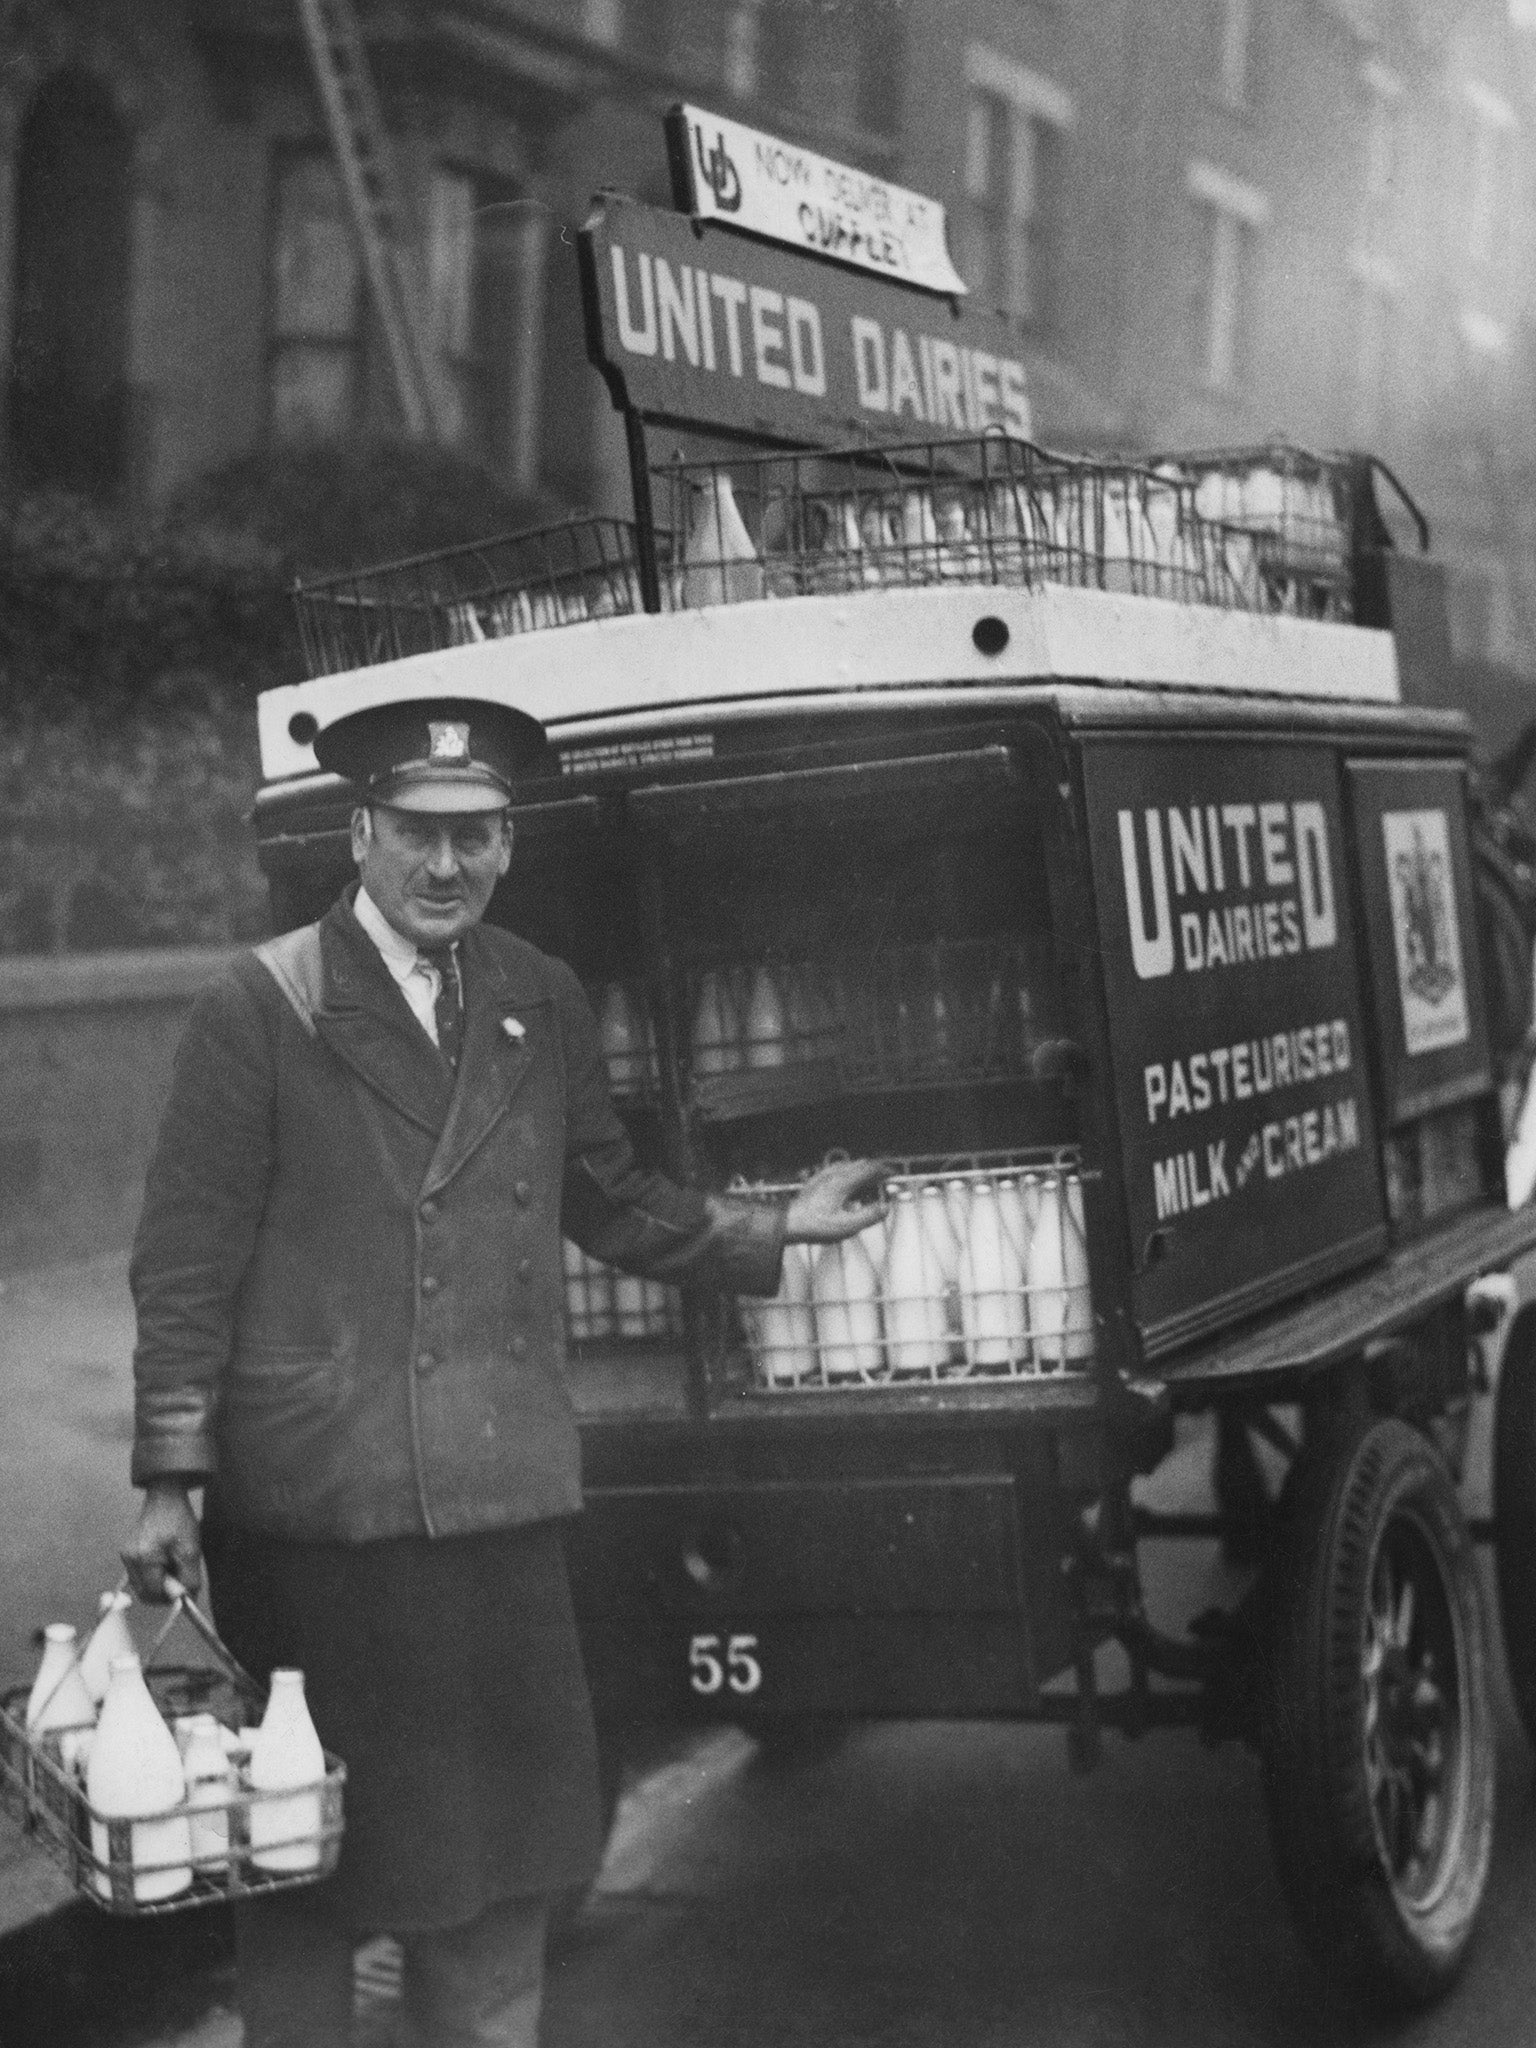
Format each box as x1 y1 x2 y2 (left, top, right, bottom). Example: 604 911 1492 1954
293 515 656 677
685 938 1043 1113
651 433 1371 621
732 1151 1094 1393
563 1240 684 1344
0 1584 344 1915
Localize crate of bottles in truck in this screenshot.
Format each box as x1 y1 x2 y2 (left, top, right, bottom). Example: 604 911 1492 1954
735 1152 1092 1391
0 1588 344 1915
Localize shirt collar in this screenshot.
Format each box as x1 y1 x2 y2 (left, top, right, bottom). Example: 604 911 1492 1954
354 887 426 984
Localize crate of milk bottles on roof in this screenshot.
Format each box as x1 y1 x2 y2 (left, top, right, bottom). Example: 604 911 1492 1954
732 1150 1094 1393
652 434 1376 622
292 515 657 677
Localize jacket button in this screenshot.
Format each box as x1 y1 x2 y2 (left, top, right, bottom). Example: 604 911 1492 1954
514 1181 532 1205
415 1352 437 1376
420 1276 440 1297
516 1259 532 1283
510 1336 527 1358
420 1199 439 1223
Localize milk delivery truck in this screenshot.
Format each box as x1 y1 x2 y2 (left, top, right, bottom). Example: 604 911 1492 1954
249 123 1536 2013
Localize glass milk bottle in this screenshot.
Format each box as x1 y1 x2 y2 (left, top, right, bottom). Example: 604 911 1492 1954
86 1654 191 1903
744 966 789 1070
883 1189 949 1376
181 1713 235 1874
79 1591 136 1706
959 1180 1025 1370
744 1241 817 1387
812 1234 885 1382
248 1670 326 1873
26 1623 97 1739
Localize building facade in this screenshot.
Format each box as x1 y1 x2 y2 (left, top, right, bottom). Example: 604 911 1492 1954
1 0 1532 666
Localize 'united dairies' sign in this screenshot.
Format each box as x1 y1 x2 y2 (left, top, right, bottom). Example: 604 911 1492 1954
1084 738 1386 1352
580 198 1030 451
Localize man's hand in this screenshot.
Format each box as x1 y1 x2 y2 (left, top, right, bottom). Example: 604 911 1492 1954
122 1482 204 1605
783 1158 888 1242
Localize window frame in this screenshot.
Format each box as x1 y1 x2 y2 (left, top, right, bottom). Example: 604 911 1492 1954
1210 0 1256 112
264 145 367 446
961 45 1075 337
1185 159 1270 394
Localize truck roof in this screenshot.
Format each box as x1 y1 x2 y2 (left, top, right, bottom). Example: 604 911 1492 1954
257 578 1402 786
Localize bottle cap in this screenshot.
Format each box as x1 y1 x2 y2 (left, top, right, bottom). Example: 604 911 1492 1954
42 1623 77 1643
108 1653 140 1676
98 1590 131 1613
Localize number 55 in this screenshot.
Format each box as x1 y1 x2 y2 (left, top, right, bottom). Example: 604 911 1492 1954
689 1632 762 1696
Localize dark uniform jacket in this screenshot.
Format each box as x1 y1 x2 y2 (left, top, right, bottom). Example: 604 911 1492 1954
130 888 783 1543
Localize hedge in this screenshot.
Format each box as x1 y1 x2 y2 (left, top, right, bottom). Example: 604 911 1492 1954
0 447 554 954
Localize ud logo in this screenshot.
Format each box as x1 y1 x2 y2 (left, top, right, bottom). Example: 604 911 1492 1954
428 721 471 763
1383 809 1469 1054
693 123 742 212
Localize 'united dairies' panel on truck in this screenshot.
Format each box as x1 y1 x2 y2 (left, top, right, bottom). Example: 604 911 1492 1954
1084 739 1386 1354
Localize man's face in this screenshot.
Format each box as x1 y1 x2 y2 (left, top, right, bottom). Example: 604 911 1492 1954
351 804 513 948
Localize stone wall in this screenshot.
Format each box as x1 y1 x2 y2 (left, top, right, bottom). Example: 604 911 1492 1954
0 947 235 1274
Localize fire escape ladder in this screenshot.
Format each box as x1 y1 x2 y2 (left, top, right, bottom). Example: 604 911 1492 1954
293 0 449 443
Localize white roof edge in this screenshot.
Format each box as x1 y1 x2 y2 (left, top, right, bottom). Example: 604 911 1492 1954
258 583 1400 783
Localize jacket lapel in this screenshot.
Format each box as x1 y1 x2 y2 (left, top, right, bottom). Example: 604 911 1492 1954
421 926 548 1198
312 896 454 1138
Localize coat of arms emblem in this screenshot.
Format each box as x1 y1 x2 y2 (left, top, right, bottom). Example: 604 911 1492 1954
1382 809 1469 1055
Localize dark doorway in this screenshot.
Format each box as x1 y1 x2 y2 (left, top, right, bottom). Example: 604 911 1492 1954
8 70 132 498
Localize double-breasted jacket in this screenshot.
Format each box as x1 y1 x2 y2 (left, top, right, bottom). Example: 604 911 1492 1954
130 890 783 1542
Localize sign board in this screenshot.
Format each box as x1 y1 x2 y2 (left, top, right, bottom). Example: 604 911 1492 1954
665 103 968 297
580 198 1031 451
1083 738 1386 1355
1348 758 1491 1125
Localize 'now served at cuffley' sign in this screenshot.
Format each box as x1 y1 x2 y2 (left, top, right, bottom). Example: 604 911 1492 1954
666 103 968 298
579 197 1031 450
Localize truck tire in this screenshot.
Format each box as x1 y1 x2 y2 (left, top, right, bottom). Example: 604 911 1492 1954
1260 1416 1494 2011
1493 1307 1536 1752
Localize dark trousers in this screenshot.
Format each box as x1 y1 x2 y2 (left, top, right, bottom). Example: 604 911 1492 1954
235 1886 548 2048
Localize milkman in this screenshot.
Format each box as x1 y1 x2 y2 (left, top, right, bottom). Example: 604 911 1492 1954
123 693 883 2048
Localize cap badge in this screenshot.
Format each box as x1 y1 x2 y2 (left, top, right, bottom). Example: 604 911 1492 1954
502 1016 526 1040
428 721 471 763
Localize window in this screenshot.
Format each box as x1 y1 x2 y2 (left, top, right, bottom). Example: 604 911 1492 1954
8 71 131 497
1211 0 1254 107
1186 161 1269 390
582 0 622 46
427 167 547 490
1359 61 1401 252
962 48 1074 332
724 1 760 98
1462 79 1515 274
665 0 725 80
1348 254 1399 444
268 153 363 442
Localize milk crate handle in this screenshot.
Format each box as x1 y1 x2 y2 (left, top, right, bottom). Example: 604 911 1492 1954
160 1577 260 1699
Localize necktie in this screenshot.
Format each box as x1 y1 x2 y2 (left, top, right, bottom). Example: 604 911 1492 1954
422 945 463 1070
